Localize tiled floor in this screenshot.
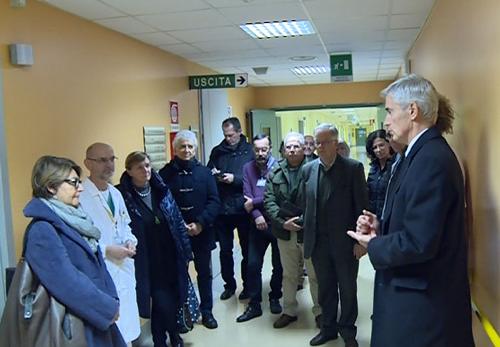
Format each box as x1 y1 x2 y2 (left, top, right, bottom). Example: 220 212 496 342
135 244 375 347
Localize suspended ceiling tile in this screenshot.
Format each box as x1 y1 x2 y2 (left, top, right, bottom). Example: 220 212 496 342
191 38 261 52
217 2 308 24
390 14 427 29
94 17 156 34
391 0 436 14
137 10 231 31
159 43 204 55
131 32 180 46
305 0 390 19
41 0 124 20
167 26 248 43
387 28 420 40
100 0 209 15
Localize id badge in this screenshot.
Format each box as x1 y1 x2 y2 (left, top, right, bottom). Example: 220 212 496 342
257 178 266 187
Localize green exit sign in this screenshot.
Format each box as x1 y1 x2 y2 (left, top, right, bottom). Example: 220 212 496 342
330 54 353 82
189 73 248 89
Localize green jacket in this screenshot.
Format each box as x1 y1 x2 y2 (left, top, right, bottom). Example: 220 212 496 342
264 157 308 241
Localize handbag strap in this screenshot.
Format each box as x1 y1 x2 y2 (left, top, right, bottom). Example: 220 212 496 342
21 218 40 257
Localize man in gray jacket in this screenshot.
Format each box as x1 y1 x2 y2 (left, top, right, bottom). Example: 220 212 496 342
264 132 321 330
300 124 368 347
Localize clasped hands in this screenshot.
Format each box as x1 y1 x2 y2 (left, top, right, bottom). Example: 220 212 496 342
347 210 379 249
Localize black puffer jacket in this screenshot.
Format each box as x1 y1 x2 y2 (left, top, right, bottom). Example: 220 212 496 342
208 135 254 215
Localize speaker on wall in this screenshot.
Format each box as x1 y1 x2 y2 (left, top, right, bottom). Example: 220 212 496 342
9 43 34 66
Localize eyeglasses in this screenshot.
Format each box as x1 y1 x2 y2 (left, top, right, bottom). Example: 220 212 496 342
63 178 82 188
86 156 118 164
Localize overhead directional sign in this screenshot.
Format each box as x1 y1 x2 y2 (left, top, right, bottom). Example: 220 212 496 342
189 73 248 89
330 54 353 82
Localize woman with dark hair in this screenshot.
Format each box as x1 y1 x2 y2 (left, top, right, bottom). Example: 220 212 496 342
116 151 192 347
366 129 394 218
22 155 125 346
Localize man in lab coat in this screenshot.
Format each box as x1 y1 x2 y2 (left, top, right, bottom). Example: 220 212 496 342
79 142 140 346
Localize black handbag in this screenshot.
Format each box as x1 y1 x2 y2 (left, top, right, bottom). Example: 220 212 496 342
0 222 87 347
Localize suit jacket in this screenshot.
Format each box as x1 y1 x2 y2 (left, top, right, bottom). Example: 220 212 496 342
300 156 368 260
367 127 474 347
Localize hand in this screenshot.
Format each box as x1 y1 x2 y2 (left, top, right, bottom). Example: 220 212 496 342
221 173 234 184
356 210 380 235
211 168 221 175
254 216 268 230
283 216 302 232
125 240 136 255
186 222 203 236
244 195 254 213
112 309 120 323
353 243 367 260
106 245 135 260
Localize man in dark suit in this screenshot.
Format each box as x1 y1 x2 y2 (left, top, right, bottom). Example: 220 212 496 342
300 124 368 347
348 74 474 347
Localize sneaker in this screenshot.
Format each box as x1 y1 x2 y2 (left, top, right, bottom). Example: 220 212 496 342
273 314 298 329
202 312 218 329
269 299 282 314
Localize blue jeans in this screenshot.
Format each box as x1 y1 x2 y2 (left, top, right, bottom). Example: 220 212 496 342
215 214 250 291
247 224 283 307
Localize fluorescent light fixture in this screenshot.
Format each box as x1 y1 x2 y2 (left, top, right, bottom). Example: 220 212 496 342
292 65 329 76
240 20 315 39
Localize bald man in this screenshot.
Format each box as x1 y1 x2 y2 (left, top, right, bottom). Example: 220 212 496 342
79 143 140 345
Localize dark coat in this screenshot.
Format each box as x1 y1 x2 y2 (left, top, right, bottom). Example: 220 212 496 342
300 156 368 260
367 127 474 347
116 171 193 319
23 198 125 347
159 157 220 251
367 157 393 218
207 134 254 215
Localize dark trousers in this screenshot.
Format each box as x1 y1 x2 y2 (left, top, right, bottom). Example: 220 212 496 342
311 235 359 341
215 214 250 291
248 225 283 307
151 285 179 347
192 247 213 314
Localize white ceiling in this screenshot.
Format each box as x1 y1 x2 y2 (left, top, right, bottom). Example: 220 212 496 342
39 0 436 87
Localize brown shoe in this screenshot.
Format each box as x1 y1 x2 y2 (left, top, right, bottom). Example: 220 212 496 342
273 314 298 329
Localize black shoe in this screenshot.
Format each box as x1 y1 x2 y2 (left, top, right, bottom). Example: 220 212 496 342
315 314 322 329
202 312 218 329
309 332 338 346
269 299 282 314
344 338 359 347
220 289 235 300
236 305 262 323
273 314 298 328
170 334 184 347
238 290 250 300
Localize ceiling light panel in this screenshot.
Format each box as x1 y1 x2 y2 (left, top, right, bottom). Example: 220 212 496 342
240 20 315 39
292 65 329 76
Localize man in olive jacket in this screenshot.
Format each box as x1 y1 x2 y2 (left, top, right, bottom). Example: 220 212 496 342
264 132 321 330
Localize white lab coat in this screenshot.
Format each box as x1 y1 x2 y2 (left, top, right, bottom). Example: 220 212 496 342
80 178 140 343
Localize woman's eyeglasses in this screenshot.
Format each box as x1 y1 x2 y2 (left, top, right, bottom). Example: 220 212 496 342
63 178 82 188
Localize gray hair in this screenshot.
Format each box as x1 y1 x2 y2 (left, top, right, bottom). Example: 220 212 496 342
314 123 339 138
173 130 198 149
381 74 439 125
283 132 305 146
32 156 82 199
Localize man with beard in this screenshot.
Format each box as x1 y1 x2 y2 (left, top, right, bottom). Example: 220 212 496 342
236 134 283 322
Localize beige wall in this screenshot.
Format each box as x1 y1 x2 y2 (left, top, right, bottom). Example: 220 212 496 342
409 0 499 344
0 0 214 255
252 81 391 109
